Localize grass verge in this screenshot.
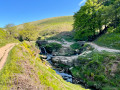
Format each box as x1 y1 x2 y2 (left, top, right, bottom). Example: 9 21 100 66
0 42 87 90
94 33 120 50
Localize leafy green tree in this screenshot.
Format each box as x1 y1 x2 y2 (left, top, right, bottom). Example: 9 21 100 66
19 23 38 41
5 24 15 35
5 24 19 39
73 0 120 41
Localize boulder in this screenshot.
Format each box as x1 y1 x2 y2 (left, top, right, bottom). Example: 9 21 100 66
52 56 78 66
52 47 75 56
40 55 47 59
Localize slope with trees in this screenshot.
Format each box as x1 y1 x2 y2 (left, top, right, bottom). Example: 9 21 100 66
0 27 18 47
73 0 120 42
71 0 120 89
17 16 74 41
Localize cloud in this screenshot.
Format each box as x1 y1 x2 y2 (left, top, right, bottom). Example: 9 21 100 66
79 0 86 6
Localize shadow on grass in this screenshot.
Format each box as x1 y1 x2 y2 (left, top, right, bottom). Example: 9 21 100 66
46 31 75 42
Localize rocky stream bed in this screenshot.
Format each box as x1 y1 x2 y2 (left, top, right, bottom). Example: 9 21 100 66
37 40 97 90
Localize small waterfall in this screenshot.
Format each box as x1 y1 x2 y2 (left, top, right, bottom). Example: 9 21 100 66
40 47 47 55
43 47 47 55
40 48 43 54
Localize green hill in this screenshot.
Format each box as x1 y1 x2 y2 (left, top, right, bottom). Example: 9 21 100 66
17 16 74 41
30 16 73 25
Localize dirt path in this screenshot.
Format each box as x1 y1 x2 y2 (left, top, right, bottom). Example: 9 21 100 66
48 39 120 53
48 39 74 47
87 42 120 53
0 43 17 70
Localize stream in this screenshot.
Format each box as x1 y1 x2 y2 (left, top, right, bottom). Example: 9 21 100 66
46 54 97 90
46 54 73 83
39 46 96 90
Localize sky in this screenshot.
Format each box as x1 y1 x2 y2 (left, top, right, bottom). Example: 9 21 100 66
0 0 86 27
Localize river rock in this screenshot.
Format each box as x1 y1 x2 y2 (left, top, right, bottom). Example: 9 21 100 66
40 55 47 59
52 56 77 66
52 51 92 66
52 47 75 56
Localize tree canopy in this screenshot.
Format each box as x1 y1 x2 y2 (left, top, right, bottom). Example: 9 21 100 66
73 0 120 41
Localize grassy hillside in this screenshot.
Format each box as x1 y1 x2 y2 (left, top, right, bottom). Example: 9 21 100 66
94 33 120 50
0 28 19 47
17 16 74 40
30 16 73 25
71 51 120 90
0 42 86 90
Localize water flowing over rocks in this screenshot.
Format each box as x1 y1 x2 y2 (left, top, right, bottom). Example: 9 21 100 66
36 40 99 90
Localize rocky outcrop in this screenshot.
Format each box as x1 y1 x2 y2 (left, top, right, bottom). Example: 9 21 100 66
52 47 75 56
52 55 78 66
52 51 92 66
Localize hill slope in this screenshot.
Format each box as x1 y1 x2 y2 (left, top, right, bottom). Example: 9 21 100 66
94 33 120 50
0 42 86 90
18 16 74 40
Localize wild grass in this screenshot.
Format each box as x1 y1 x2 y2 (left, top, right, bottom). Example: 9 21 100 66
30 16 73 25
94 33 120 50
71 51 120 90
0 46 23 89
17 16 74 40
0 30 19 47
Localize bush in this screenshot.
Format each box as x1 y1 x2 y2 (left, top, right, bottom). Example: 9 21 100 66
43 43 62 53
70 43 81 50
115 24 120 33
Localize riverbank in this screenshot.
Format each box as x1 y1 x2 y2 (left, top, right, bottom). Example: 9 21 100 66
38 39 120 90
38 40 95 89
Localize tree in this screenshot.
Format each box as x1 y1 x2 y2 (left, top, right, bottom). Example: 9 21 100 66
5 24 19 39
74 0 102 41
5 24 15 35
19 23 38 41
73 0 120 41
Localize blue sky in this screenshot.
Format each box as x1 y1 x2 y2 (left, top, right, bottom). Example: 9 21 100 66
0 0 86 27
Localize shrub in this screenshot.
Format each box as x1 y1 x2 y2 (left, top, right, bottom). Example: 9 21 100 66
70 43 81 50
115 24 120 33
43 43 62 53
71 51 120 89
